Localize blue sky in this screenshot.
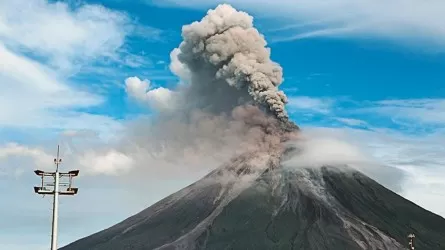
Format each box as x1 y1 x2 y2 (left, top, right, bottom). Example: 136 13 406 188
1 0 445 249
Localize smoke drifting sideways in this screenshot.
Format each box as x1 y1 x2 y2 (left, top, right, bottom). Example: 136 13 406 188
120 4 299 179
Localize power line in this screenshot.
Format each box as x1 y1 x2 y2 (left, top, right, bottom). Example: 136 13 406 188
33 145 80 250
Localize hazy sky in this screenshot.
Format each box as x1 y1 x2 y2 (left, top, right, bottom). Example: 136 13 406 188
1 0 445 249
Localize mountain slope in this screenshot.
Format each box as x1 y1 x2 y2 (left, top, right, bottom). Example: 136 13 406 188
61 164 445 250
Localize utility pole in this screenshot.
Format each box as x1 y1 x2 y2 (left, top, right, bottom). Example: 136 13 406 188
408 233 415 250
33 145 79 250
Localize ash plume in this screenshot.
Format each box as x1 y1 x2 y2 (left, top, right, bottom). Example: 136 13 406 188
173 4 289 121
119 4 299 180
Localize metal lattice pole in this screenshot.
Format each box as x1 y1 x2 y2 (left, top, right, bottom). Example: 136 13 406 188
33 145 80 250
51 156 59 250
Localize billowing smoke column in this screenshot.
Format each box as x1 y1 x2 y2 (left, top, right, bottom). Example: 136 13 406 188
173 4 289 121
121 4 299 179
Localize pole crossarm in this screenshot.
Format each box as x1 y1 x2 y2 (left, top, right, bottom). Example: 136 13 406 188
33 145 80 250
33 171 79 195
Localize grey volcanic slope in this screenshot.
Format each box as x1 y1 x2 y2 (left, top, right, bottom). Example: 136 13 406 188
61 166 445 250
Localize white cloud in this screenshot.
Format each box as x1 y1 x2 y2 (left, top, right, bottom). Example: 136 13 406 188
169 48 191 82
0 0 131 72
0 143 50 161
122 54 153 68
335 117 368 127
364 99 445 125
0 0 134 133
0 44 99 105
287 96 333 114
155 0 445 48
60 129 99 138
0 141 135 177
287 96 445 130
0 143 53 176
125 77 151 100
0 44 118 130
78 149 134 176
284 130 372 168
271 26 359 43
125 76 174 110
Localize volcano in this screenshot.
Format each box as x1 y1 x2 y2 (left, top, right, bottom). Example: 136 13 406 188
61 155 445 250
60 4 445 249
